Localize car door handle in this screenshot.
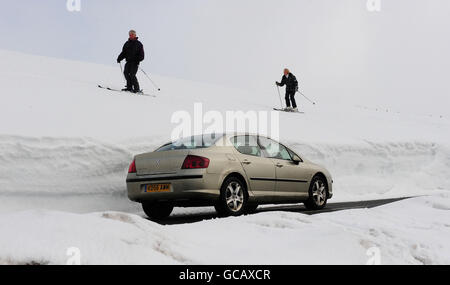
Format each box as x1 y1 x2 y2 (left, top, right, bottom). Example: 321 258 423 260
276 163 284 168
242 160 252 165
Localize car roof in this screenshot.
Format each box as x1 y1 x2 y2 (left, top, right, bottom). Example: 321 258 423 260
222 133 272 139
213 133 277 147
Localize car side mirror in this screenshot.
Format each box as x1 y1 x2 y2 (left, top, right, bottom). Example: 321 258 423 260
292 154 302 164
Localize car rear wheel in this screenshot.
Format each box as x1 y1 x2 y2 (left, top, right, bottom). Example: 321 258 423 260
304 176 328 210
215 176 248 217
142 202 174 220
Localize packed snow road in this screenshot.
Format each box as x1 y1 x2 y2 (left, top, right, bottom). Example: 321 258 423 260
157 197 411 225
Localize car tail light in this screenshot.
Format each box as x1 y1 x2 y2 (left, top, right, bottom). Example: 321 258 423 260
128 159 137 173
182 155 210 169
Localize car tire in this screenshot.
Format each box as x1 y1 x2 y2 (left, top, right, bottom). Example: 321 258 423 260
304 175 328 210
142 202 174 220
215 176 248 217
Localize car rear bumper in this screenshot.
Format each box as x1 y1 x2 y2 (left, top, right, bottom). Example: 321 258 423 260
126 172 221 205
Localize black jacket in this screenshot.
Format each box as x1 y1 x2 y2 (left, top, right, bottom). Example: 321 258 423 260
117 38 145 64
278 73 298 93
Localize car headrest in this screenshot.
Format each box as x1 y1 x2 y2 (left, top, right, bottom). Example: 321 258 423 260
238 145 257 155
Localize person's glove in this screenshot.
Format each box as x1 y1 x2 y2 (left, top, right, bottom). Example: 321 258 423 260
275 82 280 86
117 58 121 63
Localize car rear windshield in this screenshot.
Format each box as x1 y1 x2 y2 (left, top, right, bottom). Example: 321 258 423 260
155 134 224 152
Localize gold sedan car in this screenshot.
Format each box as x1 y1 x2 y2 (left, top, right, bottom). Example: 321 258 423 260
126 134 333 220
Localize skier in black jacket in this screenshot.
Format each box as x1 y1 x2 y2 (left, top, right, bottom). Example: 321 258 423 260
117 30 145 93
276 68 299 111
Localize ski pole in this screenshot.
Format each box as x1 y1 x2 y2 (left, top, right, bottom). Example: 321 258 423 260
139 67 161 91
276 85 283 109
297 90 316 105
119 62 126 86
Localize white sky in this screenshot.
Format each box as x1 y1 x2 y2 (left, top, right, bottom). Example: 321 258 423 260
1 0 449 115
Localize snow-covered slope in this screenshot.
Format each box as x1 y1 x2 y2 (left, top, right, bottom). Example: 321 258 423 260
1 49 448 142
0 50 449 264
0 135 449 213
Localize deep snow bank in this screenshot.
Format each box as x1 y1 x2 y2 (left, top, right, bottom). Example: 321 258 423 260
289 140 450 200
0 135 448 207
0 135 162 196
1 194 449 265
0 135 164 213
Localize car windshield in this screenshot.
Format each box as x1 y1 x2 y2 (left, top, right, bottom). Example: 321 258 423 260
155 134 224 152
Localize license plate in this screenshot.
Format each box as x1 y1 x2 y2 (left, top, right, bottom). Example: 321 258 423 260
144 183 171 193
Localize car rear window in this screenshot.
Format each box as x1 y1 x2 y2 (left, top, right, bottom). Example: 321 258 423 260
156 134 224 152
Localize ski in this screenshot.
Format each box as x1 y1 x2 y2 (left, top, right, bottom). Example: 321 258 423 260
98 85 156 97
273 108 304 114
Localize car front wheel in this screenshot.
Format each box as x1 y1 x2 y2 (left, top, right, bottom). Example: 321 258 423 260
142 202 174 220
304 176 328 210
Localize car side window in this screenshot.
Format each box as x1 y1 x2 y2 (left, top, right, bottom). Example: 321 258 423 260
287 147 303 162
231 136 262 157
258 137 292 160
